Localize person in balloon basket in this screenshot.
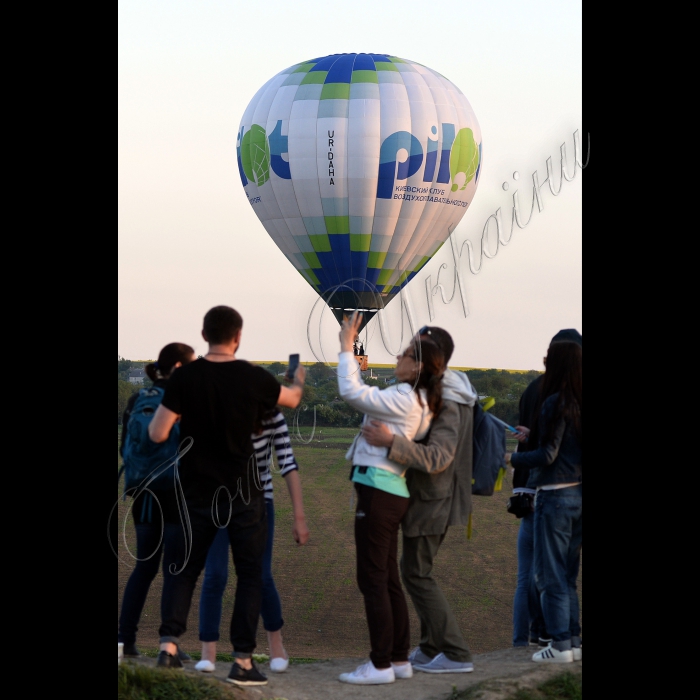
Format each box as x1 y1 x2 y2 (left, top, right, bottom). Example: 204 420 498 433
363 326 477 674
336 311 446 685
147 305 306 687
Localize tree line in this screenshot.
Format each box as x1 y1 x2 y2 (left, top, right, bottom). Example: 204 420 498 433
118 358 542 428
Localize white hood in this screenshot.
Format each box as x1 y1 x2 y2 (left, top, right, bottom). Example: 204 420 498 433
442 369 478 406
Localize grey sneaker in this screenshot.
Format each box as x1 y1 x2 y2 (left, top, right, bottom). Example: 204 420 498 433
408 646 434 666
414 652 474 674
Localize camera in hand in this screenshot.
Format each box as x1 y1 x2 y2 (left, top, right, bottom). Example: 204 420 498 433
506 492 535 519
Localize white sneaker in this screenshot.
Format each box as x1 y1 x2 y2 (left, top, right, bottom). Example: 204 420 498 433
572 646 582 661
391 662 413 679
270 657 289 672
195 660 215 672
338 660 395 685
532 645 573 663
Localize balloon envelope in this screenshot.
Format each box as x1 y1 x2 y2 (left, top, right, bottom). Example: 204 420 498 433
237 53 482 329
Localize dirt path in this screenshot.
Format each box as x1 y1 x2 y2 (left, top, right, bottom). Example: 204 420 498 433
127 646 581 700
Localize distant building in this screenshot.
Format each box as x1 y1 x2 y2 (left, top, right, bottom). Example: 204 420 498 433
128 369 146 384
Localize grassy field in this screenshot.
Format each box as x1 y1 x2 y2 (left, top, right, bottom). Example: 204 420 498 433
116 427 582 659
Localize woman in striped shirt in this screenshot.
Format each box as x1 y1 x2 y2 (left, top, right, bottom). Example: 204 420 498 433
194 410 309 674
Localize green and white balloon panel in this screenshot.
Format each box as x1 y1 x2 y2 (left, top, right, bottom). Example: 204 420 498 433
237 53 482 323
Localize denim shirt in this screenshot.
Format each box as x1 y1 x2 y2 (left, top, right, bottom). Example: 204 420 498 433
511 393 582 489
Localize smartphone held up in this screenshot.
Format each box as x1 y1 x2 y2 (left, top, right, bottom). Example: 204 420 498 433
285 354 300 381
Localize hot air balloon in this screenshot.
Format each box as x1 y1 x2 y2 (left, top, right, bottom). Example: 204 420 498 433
237 53 482 331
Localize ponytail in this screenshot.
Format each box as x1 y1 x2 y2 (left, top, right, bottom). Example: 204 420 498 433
412 337 446 417
148 342 196 381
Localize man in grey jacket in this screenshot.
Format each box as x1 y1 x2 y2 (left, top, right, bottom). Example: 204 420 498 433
362 326 477 673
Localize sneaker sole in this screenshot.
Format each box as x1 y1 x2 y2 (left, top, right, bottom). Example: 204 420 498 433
533 652 573 664
338 678 395 685
415 667 474 674
226 678 268 686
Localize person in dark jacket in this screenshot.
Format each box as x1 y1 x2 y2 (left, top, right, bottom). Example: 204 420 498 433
510 329 582 648
507 335 582 664
117 342 196 661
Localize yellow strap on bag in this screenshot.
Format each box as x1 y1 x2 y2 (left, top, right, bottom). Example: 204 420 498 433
481 396 495 412
495 466 506 492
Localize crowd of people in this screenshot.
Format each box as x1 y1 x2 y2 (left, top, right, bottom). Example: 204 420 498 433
116 305 582 688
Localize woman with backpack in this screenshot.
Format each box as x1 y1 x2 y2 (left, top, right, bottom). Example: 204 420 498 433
336 311 446 686
117 342 195 660
506 339 582 664
193 407 309 674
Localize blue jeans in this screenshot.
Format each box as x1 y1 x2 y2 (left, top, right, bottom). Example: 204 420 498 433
513 511 547 646
199 499 283 641
533 485 582 649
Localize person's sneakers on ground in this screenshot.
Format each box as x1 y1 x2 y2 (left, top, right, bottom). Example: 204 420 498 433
270 656 289 672
177 647 192 662
338 660 395 684
123 643 140 657
532 644 573 663
195 659 216 672
408 646 434 666
156 650 184 669
391 661 413 679
226 660 268 686
571 636 582 661
414 652 474 673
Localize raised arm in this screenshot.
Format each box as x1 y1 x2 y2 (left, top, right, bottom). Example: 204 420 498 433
277 365 306 408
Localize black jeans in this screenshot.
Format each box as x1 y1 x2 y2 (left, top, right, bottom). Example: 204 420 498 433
158 494 267 657
118 491 180 645
354 483 411 669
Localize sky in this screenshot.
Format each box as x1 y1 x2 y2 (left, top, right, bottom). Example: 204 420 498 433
118 0 582 371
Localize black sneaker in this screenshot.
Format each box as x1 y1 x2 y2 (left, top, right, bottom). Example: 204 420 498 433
177 647 192 662
123 643 140 657
226 660 268 686
157 650 184 669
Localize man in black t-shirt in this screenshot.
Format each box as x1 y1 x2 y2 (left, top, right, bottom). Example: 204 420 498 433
148 306 305 686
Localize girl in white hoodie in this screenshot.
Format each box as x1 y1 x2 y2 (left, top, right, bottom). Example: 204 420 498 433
336 312 446 686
